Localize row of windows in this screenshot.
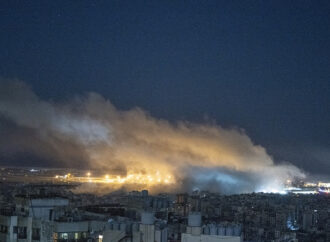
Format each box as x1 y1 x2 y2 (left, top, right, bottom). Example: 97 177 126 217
0 225 40 240
0 226 93 242
53 232 88 241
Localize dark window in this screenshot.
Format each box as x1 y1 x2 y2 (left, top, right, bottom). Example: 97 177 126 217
32 228 41 240
81 232 87 238
49 209 53 220
13 226 18 234
0 225 8 233
18 227 27 239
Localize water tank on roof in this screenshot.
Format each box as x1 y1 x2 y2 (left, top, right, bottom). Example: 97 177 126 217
188 213 202 227
209 225 217 235
141 212 154 225
226 226 233 236
217 226 226 236
233 225 241 236
203 225 209 235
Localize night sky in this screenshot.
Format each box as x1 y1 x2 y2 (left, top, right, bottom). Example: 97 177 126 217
0 0 329 177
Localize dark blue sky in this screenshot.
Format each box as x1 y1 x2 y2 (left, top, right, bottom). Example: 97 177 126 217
0 0 329 175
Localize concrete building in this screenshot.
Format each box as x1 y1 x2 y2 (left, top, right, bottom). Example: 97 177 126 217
0 215 53 242
0 194 107 242
133 212 167 242
15 195 69 221
53 220 105 242
103 219 133 242
103 212 167 242
0 214 106 242
302 211 313 231
0 195 68 242
181 213 241 242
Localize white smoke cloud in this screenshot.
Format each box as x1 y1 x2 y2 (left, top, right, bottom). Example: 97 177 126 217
0 80 305 193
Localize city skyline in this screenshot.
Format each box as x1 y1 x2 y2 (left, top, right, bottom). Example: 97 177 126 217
0 2 330 242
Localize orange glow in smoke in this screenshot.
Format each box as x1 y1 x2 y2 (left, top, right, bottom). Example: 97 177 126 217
61 171 176 186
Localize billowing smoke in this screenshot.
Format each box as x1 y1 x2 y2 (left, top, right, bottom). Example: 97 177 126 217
0 80 305 194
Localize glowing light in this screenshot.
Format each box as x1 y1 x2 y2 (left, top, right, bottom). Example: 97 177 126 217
319 188 330 194
285 187 302 191
304 182 317 187
318 182 330 188
57 170 176 187
258 186 288 195
293 190 318 194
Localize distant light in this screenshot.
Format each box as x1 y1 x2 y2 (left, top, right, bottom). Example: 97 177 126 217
258 188 287 195
318 182 330 188
292 190 318 194
86 172 91 177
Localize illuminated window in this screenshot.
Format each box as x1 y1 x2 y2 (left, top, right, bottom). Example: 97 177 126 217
74 232 80 239
99 234 103 242
60 233 68 239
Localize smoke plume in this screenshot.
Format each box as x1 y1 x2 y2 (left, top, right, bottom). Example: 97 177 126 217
0 80 305 194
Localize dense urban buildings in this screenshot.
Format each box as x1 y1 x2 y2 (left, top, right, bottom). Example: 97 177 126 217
0 168 329 242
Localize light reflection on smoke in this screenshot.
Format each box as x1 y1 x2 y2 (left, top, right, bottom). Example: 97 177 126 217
0 81 305 194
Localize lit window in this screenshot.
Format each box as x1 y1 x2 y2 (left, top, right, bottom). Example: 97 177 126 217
99 234 103 242
60 233 68 239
